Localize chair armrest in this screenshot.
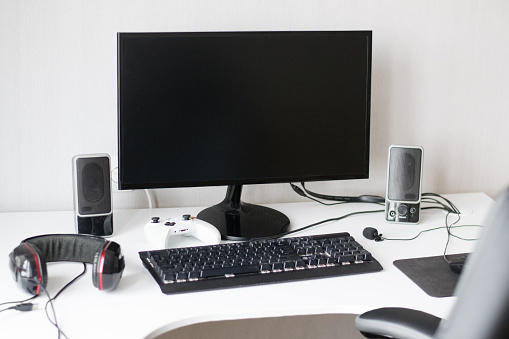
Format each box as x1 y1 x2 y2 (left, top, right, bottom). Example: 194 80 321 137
355 307 441 339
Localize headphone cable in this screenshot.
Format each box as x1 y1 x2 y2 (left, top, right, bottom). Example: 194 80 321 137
0 294 37 309
1 263 87 339
44 263 87 339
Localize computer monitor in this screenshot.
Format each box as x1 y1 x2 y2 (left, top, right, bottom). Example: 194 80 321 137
117 31 372 240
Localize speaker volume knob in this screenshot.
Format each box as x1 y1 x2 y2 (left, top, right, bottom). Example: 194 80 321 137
397 205 408 216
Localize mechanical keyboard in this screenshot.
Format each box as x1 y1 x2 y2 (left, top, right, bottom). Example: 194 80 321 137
139 232 383 294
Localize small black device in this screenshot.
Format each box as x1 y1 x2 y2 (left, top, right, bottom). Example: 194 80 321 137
73 154 113 236
449 256 468 274
139 232 382 294
363 227 384 242
385 145 423 224
9 234 125 295
117 31 373 240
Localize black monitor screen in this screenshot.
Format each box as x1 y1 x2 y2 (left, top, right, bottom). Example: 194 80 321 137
118 31 371 189
118 31 372 239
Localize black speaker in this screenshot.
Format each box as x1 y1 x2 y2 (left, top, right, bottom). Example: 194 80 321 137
72 154 113 236
385 145 423 223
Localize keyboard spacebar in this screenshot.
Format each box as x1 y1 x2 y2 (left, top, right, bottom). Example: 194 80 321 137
201 265 260 278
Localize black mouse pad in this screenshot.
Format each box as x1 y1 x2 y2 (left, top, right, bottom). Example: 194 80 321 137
393 253 468 298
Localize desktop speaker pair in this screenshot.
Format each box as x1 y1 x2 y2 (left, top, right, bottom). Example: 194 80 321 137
71 149 423 231
385 145 423 224
73 154 113 236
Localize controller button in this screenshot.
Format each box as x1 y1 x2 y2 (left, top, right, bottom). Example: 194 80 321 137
151 217 160 223
182 214 191 221
165 221 176 226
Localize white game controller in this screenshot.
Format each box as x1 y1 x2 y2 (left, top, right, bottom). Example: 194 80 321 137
144 214 221 249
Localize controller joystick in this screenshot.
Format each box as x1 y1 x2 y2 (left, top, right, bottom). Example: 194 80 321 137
144 215 221 249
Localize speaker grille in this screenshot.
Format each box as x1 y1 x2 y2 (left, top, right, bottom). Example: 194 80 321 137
388 147 422 201
75 156 111 215
82 163 105 203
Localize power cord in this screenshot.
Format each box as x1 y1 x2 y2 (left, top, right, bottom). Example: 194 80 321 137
112 166 155 208
421 192 461 214
290 182 464 216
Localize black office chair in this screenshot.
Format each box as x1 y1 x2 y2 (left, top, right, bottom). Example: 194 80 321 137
355 187 509 339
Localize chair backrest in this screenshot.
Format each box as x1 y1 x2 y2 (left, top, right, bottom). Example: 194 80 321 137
435 188 509 339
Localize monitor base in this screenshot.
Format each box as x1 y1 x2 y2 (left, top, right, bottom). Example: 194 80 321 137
197 185 290 241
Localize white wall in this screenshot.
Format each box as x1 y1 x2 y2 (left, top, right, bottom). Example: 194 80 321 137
1 0 508 213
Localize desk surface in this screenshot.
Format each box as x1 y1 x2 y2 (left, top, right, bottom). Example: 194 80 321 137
0 192 493 338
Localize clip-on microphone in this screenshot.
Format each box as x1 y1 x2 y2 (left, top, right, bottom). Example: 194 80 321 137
363 227 384 242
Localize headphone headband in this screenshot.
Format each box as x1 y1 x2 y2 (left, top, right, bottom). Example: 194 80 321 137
22 234 107 264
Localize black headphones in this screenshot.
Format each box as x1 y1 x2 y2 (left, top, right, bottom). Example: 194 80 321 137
9 234 125 295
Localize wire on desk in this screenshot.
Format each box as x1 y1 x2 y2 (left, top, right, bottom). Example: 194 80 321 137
40 284 69 339
285 185 481 261
0 301 38 313
290 183 465 216
290 182 386 206
250 208 386 241
44 263 87 339
0 263 87 339
0 294 37 309
422 193 461 214
382 224 483 242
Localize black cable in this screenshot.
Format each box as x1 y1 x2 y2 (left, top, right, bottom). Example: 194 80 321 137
422 193 461 214
377 210 481 265
287 185 479 265
287 184 466 237
42 262 87 339
290 183 462 216
290 182 386 205
40 284 68 339
290 183 347 206
284 209 386 237
0 294 37 308
381 224 482 242
51 262 87 301
1 263 87 338
0 302 38 313
250 208 386 241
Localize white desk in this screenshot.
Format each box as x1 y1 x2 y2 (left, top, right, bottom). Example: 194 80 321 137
0 192 493 339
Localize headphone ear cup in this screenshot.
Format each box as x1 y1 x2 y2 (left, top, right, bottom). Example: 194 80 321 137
92 241 125 291
9 243 48 295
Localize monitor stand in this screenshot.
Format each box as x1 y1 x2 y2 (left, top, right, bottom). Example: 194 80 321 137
196 185 290 241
